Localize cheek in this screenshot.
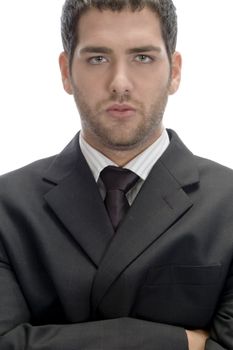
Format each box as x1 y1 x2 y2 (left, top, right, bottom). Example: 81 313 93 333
136 68 170 92
75 72 105 99
140 81 168 102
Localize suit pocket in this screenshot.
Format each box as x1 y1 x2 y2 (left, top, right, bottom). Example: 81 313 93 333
134 264 222 328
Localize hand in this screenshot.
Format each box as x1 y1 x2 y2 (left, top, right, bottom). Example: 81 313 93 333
185 329 209 350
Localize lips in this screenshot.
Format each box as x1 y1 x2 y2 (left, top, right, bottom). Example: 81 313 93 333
106 104 136 119
107 104 136 112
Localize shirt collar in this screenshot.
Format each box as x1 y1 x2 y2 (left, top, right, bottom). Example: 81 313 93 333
79 129 170 182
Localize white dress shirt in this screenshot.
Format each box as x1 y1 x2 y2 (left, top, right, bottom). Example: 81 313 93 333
79 129 170 205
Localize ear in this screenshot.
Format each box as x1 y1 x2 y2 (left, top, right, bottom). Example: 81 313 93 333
59 52 73 95
168 51 182 95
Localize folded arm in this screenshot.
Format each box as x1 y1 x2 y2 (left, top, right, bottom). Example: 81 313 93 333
0 256 186 350
1 255 233 349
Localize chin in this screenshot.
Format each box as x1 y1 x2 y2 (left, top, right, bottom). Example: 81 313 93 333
103 136 145 151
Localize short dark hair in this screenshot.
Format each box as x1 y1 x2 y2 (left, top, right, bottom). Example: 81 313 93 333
61 0 177 66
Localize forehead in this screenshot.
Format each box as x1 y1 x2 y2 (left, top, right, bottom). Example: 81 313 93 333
76 7 164 49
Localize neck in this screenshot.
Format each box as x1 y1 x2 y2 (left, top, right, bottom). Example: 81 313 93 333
82 127 163 167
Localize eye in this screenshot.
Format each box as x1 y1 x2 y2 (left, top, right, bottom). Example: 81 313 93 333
88 56 108 65
135 55 154 63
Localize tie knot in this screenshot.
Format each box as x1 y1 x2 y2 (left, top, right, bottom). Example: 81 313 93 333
100 166 139 194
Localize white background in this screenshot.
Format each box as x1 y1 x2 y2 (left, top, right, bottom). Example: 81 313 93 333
0 0 233 175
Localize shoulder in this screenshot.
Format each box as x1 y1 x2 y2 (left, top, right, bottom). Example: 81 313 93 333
0 156 56 200
167 129 233 187
195 155 233 183
191 155 233 209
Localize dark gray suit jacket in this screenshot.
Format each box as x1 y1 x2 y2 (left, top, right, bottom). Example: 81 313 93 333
0 130 233 349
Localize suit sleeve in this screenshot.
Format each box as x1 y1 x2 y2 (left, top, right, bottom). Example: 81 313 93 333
205 261 233 350
0 255 188 350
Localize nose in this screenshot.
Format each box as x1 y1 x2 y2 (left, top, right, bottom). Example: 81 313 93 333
108 62 133 96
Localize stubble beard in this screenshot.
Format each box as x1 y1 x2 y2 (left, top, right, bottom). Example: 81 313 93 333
72 84 169 151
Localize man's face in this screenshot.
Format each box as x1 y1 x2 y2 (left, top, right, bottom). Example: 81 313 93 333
60 7 181 153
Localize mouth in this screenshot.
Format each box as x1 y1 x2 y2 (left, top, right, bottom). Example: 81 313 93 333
106 104 136 118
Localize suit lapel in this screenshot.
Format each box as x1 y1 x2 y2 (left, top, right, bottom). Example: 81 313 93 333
91 130 200 310
43 134 114 267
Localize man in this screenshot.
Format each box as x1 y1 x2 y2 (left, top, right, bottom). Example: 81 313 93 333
0 0 232 349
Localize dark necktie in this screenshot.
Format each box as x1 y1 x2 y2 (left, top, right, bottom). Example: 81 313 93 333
100 166 139 230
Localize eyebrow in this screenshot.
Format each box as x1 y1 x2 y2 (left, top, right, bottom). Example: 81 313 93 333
79 46 113 55
126 45 162 54
79 45 162 55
